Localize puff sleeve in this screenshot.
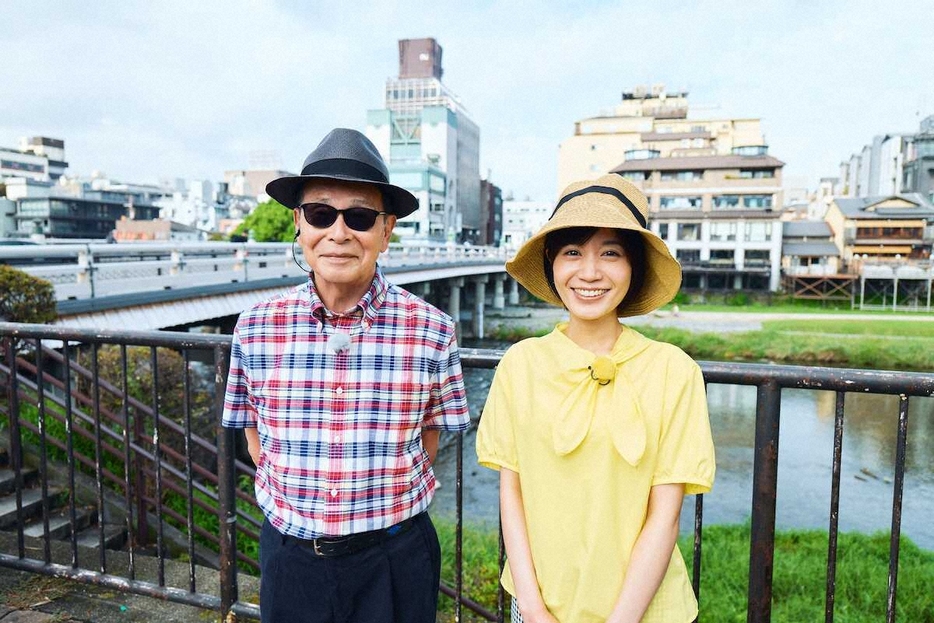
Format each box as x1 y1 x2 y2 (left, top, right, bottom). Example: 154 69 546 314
652 358 715 494
476 350 520 473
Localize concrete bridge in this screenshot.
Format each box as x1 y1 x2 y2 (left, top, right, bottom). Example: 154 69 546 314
0 242 516 334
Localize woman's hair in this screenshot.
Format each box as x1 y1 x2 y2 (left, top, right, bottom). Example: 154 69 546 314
543 227 645 313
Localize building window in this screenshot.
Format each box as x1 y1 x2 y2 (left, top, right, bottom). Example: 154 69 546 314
658 223 669 239
713 195 740 209
745 222 772 242
660 196 702 210
710 249 734 263
677 249 701 264
660 170 704 181
743 195 774 209
620 171 649 182
739 169 775 179
677 223 700 241
709 222 737 241
745 249 771 264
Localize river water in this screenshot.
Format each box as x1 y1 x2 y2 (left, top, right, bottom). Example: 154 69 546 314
430 329 934 551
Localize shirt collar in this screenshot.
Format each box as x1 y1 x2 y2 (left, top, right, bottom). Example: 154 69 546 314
307 265 389 328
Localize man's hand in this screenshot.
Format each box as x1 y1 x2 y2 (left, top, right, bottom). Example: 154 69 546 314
245 428 261 466
422 428 440 464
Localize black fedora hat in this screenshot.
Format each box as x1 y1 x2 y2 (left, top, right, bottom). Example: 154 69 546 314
265 128 419 218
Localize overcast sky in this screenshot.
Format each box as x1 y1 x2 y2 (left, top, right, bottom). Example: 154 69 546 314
2 1 932 202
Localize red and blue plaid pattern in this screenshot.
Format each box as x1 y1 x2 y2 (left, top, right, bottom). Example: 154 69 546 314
223 268 470 538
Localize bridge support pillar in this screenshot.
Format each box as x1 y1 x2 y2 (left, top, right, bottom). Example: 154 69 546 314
492 274 505 310
508 278 520 306
447 277 465 340
472 275 488 339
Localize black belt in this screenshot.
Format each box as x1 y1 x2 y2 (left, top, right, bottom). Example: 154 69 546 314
289 514 420 557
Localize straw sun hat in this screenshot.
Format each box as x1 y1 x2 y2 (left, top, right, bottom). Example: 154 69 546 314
506 173 682 318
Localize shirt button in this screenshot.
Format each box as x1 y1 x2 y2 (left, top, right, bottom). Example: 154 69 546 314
335 387 343 395
333 434 341 443
330 489 338 497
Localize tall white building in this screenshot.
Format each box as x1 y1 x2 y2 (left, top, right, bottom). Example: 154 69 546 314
366 38 480 243
501 200 551 250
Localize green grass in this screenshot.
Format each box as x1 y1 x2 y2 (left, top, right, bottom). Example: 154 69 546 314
435 522 934 623
762 318 934 338
489 323 934 372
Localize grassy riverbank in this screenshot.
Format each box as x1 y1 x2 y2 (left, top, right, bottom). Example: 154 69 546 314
488 318 934 372
435 521 934 622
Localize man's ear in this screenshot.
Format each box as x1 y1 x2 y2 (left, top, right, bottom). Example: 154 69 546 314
381 214 397 251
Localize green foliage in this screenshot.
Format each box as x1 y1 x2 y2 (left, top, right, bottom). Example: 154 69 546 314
435 520 504 621
434 521 934 622
233 199 294 242
684 524 934 622
487 321 934 372
0 265 57 324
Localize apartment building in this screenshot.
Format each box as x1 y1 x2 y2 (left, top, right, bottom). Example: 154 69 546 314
612 147 785 292
825 194 934 264
559 85 784 292
557 84 765 190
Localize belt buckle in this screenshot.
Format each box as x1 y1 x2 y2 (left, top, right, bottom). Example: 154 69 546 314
312 538 324 556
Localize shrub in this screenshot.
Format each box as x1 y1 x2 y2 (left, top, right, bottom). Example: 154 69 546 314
0 265 57 324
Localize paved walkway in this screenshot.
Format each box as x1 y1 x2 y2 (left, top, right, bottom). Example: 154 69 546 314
0 563 231 622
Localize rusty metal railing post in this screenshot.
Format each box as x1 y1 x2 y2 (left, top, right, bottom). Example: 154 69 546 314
747 380 782 623
215 345 238 619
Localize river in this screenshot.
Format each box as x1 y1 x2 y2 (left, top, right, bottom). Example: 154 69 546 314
430 320 934 551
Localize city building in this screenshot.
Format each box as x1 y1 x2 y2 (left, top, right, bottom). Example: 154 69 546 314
611 147 785 293
112 217 204 242
501 199 551 250
846 134 906 197
19 137 68 180
780 220 850 301
824 194 934 264
559 85 785 293
557 84 765 190
902 115 934 202
366 37 481 243
479 179 502 246
223 168 290 202
0 136 68 182
14 195 160 239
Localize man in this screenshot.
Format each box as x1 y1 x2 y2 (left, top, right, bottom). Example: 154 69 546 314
222 128 470 623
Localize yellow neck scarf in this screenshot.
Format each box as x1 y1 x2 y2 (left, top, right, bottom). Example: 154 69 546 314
552 324 649 467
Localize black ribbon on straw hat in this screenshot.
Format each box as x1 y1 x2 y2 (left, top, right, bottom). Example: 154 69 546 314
549 185 647 228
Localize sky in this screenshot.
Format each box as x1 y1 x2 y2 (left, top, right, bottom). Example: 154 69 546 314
2 0 932 203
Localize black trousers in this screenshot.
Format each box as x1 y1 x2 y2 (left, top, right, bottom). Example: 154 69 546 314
259 514 441 623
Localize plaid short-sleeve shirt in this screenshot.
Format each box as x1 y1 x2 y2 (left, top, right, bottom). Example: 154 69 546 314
222 268 470 538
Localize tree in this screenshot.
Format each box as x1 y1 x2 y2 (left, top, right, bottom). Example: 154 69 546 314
0 265 57 324
232 199 294 242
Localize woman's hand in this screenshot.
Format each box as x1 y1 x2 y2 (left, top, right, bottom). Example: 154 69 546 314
520 605 560 623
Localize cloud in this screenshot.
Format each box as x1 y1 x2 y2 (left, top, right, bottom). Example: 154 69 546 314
2 0 932 198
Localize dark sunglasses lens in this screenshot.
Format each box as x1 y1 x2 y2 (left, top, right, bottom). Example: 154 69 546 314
304 205 338 228
342 208 380 231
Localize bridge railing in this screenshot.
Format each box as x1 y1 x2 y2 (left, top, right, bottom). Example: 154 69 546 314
2 321 931 622
0 242 508 302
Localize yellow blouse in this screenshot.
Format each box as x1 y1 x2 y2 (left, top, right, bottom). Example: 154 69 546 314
476 323 715 623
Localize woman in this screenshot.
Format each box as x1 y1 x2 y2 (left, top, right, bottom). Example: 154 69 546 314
476 174 715 623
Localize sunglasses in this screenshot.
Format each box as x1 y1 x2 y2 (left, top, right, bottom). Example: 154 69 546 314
298 203 389 232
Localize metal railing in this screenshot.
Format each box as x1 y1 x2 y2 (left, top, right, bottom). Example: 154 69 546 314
0 242 508 302
1 321 933 622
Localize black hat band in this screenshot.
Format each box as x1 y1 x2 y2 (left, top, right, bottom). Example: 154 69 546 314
301 158 389 184
550 185 647 228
